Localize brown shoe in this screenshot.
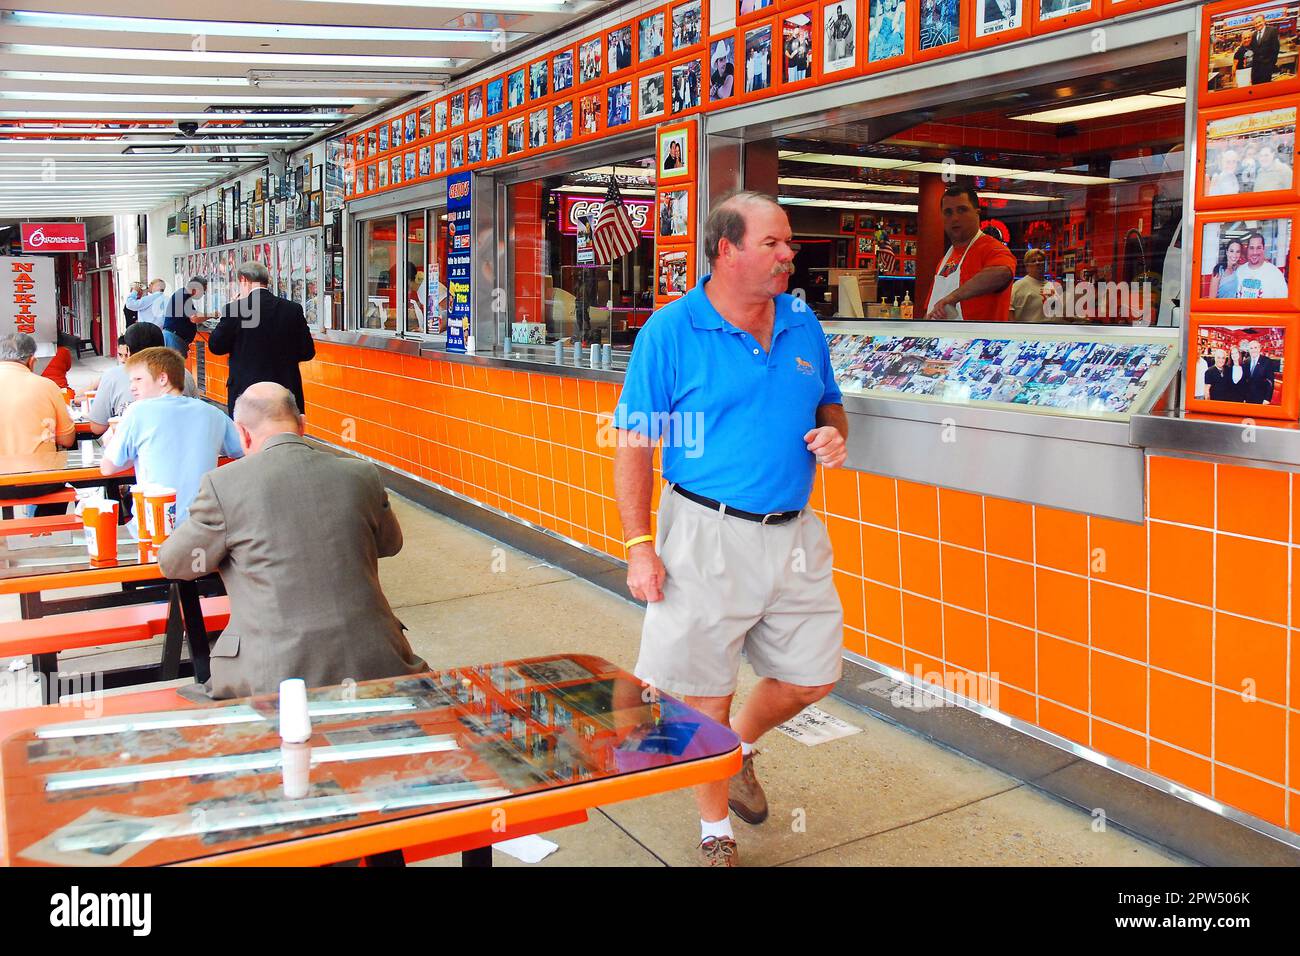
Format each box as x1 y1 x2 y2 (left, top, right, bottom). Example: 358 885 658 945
698 835 738 867
728 751 769 825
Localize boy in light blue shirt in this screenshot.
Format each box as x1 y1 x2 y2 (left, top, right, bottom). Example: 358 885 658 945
101 346 243 528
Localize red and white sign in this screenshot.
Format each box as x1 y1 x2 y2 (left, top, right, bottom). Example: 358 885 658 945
20 222 87 254
1 256 57 344
558 194 653 237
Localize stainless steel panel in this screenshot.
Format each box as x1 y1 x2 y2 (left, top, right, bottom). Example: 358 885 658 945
316 329 423 356
1132 412 1300 470
846 406 1147 521
414 346 625 383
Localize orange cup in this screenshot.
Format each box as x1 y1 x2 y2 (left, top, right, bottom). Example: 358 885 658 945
145 486 177 545
130 483 151 539
82 501 119 565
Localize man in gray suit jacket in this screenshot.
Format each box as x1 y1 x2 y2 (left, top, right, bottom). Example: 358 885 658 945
159 382 427 699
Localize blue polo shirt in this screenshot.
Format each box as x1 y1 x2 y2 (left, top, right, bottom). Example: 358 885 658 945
614 277 842 513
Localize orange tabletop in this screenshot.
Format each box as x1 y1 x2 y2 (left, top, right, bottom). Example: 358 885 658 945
0 654 742 867
0 530 160 596
0 443 132 488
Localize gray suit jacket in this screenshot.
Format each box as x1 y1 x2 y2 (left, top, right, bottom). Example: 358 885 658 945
158 433 427 699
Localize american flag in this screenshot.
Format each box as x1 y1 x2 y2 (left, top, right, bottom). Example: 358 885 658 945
591 176 639 264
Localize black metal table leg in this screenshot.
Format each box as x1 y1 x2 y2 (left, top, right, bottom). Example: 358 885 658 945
177 579 211 685
158 585 185 681
461 846 493 867
33 652 59 705
363 850 406 867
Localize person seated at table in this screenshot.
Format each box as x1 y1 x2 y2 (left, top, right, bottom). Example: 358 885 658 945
0 332 76 517
39 345 73 389
99 347 242 527
87 323 199 436
158 382 428 700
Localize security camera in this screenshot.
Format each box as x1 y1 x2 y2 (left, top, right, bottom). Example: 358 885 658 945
177 122 199 136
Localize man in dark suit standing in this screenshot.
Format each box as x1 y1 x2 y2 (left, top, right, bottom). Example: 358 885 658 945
208 262 316 416
1240 337 1279 404
1248 13 1281 86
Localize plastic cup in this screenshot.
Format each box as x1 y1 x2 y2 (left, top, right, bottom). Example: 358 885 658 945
280 742 311 800
129 483 152 541
82 500 119 565
144 485 177 545
278 679 312 744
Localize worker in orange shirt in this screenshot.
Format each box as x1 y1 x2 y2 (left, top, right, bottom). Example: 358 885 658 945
925 182 1016 321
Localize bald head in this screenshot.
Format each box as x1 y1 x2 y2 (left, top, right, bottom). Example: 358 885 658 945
232 382 305 454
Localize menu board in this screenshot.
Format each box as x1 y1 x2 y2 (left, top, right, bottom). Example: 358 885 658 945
826 327 1179 421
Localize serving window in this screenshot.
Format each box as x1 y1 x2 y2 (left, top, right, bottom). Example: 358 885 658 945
505 155 658 360
354 204 449 337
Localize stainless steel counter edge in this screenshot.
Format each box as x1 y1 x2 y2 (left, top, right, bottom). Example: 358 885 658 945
1132 411 1300 471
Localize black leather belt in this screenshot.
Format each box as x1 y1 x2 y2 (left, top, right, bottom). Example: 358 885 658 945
673 485 801 525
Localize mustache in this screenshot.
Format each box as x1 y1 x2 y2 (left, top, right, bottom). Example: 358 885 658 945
770 262 795 276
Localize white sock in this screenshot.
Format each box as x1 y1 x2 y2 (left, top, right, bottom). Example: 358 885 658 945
701 816 734 842
741 740 755 756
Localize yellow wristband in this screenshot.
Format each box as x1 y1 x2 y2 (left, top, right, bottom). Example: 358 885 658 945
624 534 654 550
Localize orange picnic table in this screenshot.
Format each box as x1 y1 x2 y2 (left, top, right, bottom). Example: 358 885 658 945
0 655 741 867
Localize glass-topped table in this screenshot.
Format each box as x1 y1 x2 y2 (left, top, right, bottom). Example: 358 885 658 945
0 654 741 866
0 528 149 585
0 438 130 488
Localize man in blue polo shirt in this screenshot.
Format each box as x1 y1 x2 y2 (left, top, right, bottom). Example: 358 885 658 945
613 190 849 867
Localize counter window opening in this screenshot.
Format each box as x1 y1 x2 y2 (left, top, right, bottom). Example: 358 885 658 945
752 50 1189 327
355 205 450 338
505 154 658 361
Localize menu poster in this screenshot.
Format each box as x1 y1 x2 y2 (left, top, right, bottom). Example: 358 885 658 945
445 172 473 353
304 233 320 326
826 333 1173 418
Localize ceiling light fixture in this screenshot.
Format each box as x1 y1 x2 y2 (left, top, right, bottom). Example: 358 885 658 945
780 151 1121 185
2 44 458 69
1010 88 1187 124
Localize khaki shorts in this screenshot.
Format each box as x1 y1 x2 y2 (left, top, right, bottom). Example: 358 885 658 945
634 486 845 699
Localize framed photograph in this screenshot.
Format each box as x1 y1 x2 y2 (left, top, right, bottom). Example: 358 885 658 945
743 22 775 96
367 164 377 192
419 105 432 139
467 85 484 122
1030 0 1098 35
670 56 704 113
450 135 464 169
1201 0 1300 106
378 123 390 153
579 36 604 86
486 76 505 117
507 115 527 155
671 0 705 53
528 107 549 148
309 191 323 226
578 91 603 138
552 99 575 144
418 145 432 177
836 238 849 266
553 48 575 93
914 0 966 61
738 0 776 23
405 149 416 182
367 129 378 156
606 80 633 129
822 0 859 76
608 23 634 74
391 117 403 149
708 37 737 101
450 92 465 126
972 0 1028 49
781 9 818 88
507 68 527 110
657 247 695 298
658 119 696 181
404 110 418 145
857 213 874 230
657 183 696 242
1193 209 1299 310
1185 315 1298 419
311 164 322 193
640 9 668 63
434 140 447 173
389 155 402 187
486 123 504 162
528 57 550 100
378 159 389 189
1197 99 1299 207
467 128 484 165
638 70 668 122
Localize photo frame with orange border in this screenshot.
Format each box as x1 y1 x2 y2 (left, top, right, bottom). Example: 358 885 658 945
1196 97 1300 209
576 89 604 141
656 182 697 246
1101 0 1182 15
465 127 486 169
912 0 969 63
551 98 577 147
365 163 377 194
738 17 780 100
607 17 637 78
1200 0 1300 107
635 67 670 126
1183 312 1299 419
418 103 433 141
738 0 778 24
1029 0 1100 35
603 77 636 134
505 65 529 114
637 6 670 67
483 122 506 165
577 33 605 89
669 0 708 55
505 113 529 159
656 246 696 301
706 34 740 102
1190 206 1300 312
969 0 1030 50
402 109 420 149
552 45 577 96
485 74 507 120
449 132 466 171
863 0 913 73
465 83 485 125
779 5 820 91
657 119 698 183
527 54 552 105
668 52 707 116
526 105 551 152
819 0 861 80
434 139 451 177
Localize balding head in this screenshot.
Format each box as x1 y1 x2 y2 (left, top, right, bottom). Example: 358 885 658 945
232 382 305 454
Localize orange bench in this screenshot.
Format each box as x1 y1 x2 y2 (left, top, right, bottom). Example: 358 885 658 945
0 514 81 537
0 488 76 519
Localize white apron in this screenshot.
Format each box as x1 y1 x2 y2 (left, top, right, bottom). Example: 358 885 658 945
927 232 987 320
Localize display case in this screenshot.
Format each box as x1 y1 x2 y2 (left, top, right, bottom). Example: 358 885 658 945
821 321 1183 521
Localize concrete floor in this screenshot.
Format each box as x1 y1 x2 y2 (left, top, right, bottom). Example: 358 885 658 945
1 351 1192 865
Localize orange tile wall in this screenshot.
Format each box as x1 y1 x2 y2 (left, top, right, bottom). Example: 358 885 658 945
192 336 1300 837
